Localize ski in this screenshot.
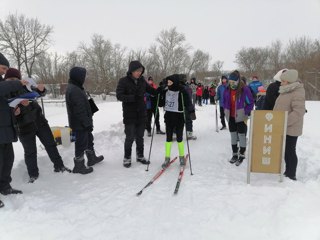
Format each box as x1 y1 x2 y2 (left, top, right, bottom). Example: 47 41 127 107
173 154 189 195
136 156 178 196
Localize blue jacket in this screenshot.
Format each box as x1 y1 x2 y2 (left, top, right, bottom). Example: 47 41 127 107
216 83 227 107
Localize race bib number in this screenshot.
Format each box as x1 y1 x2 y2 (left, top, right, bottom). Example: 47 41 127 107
164 90 180 112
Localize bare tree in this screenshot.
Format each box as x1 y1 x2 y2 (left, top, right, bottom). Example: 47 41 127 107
211 60 224 76
0 13 53 76
235 47 269 77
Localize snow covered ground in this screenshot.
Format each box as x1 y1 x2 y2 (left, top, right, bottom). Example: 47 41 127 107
1 98 320 240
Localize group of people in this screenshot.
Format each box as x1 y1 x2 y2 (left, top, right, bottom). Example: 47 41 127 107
215 69 305 180
0 52 104 208
116 61 196 168
188 80 217 106
0 52 305 208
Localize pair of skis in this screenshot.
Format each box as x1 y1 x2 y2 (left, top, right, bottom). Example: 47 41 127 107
136 154 189 196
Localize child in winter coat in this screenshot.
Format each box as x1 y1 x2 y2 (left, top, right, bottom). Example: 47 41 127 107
158 74 192 168
223 70 254 166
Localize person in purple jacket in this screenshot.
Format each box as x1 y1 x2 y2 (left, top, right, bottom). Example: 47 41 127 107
223 70 254 166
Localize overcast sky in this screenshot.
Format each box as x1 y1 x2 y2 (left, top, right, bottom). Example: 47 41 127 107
2 0 320 70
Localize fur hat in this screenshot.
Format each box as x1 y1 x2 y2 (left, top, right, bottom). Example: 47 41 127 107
4 68 21 80
0 53 10 67
273 69 288 82
280 69 298 83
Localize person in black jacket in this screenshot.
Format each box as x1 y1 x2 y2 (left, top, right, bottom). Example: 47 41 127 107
65 67 104 174
0 53 28 207
263 69 288 110
5 68 71 183
116 61 158 168
158 74 193 168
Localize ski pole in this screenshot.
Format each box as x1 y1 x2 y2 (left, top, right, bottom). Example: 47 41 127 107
215 103 219 133
146 93 160 171
181 92 194 175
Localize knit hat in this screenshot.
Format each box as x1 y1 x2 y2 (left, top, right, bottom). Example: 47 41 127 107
280 69 298 83
228 70 240 81
221 75 228 81
4 68 21 80
273 68 288 82
148 76 153 81
0 53 10 67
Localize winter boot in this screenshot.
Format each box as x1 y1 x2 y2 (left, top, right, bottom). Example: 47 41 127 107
0 199 4 208
86 150 104 167
235 154 245 166
123 157 132 168
229 153 238 164
0 187 23 195
54 165 72 173
162 157 171 169
147 131 152 137
136 156 150 165
179 156 186 166
156 129 165 135
72 155 93 174
187 131 197 140
28 175 39 183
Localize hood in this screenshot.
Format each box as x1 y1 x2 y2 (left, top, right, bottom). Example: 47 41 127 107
127 61 145 76
166 74 181 91
69 67 86 87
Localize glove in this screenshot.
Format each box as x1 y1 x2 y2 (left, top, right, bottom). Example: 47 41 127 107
189 111 196 120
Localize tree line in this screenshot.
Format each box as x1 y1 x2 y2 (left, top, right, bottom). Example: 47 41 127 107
1 13 319 100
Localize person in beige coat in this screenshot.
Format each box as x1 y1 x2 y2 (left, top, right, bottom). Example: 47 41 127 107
273 69 305 180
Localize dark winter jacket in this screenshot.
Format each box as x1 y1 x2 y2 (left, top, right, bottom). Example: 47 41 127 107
116 61 157 124
203 87 209 99
14 89 47 135
263 81 281 110
65 67 93 131
0 77 24 144
158 74 192 125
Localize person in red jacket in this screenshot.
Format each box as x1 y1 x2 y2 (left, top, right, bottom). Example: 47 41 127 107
196 83 203 106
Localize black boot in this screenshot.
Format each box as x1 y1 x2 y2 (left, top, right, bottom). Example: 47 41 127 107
72 155 93 174
54 165 72 173
0 187 23 195
137 156 150 165
0 200 4 208
86 150 104 167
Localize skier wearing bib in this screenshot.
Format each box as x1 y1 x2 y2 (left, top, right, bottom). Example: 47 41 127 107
158 74 192 168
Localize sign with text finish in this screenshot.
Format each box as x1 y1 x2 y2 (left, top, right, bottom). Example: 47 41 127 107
251 110 286 174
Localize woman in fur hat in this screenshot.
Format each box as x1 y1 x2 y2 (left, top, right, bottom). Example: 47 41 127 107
273 69 305 181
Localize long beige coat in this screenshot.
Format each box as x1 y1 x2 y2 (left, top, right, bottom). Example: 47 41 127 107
273 82 305 136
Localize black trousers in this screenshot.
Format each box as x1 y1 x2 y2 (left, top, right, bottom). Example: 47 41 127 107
19 123 64 177
146 108 160 132
124 122 145 158
0 143 14 191
219 106 226 127
74 130 94 158
166 122 184 142
284 135 298 178
184 110 193 132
